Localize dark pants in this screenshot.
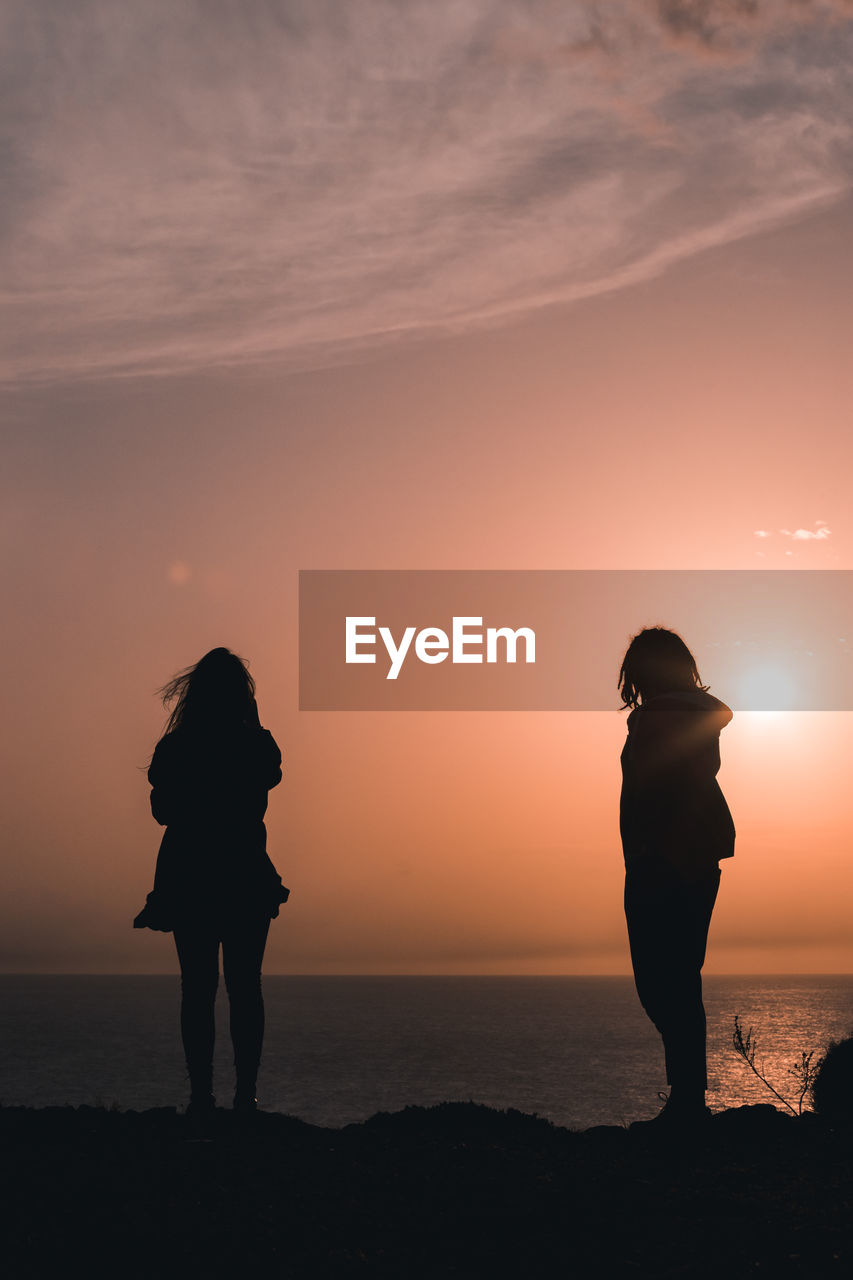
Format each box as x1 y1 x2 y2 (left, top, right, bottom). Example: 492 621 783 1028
624 861 720 1099
174 916 271 1098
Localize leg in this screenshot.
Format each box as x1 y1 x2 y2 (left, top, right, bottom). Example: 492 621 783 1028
659 869 719 1104
174 924 221 1103
625 861 720 1107
221 916 271 1105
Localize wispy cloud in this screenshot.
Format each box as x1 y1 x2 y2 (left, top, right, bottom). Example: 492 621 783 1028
653 0 853 58
755 520 833 541
2 0 852 382
780 521 832 540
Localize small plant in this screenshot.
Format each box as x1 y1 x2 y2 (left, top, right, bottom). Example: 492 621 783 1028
811 1035 853 1123
732 1015 823 1116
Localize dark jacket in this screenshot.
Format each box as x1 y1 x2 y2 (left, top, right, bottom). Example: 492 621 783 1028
620 688 735 873
134 724 288 931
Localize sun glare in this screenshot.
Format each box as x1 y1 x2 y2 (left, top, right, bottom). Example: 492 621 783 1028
734 662 799 712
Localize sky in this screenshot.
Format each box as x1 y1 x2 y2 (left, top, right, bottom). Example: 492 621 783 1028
2 0 853 974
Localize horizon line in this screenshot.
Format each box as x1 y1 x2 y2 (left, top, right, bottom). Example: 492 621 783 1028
3 971 852 980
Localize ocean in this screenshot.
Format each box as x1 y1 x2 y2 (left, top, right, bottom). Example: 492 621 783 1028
1 975 850 1131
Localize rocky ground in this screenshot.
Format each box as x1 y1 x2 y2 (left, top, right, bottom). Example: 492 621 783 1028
2 1101 851 1277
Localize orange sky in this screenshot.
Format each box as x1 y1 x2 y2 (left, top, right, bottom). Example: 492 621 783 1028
2 2 853 974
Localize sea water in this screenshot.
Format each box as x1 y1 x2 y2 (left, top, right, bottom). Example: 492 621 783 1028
1 975 850 1130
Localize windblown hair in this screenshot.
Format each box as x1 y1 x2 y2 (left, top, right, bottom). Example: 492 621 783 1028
158 647 256 736
618 626 708 710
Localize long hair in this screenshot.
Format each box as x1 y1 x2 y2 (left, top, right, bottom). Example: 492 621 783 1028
158 647 256 736
618 626 708 710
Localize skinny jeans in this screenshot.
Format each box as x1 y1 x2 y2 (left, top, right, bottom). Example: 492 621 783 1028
624 859 720 1096
174 915 271 1096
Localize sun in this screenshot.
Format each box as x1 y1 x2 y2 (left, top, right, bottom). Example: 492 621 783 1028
734 661 799 712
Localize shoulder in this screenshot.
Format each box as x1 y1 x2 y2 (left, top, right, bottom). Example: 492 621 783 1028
260 728 282 770
627 702 680 733
244 726 282 771
148 731 180 777
250 727 282 787
246 726 280 754
639 691 732 729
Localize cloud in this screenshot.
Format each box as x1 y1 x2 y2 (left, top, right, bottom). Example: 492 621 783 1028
653 0 853 58
756 521 833 541
1 0 852 382
655 0 765 58
780 522 832 539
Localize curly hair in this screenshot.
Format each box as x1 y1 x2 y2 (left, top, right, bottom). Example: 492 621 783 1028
618 626 708 710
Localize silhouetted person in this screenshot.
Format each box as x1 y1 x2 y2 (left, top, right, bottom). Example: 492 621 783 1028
134 647 288 1118
618 627 735 1130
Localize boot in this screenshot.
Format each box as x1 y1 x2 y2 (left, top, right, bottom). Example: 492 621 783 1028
186 1062 216 1119
630 1090 710 1134
232 1087 258 1115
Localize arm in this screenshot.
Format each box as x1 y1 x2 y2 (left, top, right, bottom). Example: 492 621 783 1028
261 729 283 790
133 827 179 931
148 738 180 826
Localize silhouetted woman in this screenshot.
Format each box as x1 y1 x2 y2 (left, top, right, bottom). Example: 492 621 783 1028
134 648 288 1116
618 627 735 1129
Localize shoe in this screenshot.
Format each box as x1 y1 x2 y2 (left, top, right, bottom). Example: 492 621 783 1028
232 1090 259 1115
630 1094 711 1133
186 1092 216 1115
185 1092 217 1137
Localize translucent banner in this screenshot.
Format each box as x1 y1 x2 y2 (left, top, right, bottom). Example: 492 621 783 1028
298 570 853 710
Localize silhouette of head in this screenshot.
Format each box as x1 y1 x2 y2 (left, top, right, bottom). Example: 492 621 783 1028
160 647 257 734
618 627 708 710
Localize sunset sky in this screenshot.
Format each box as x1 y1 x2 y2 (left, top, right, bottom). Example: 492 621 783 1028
3 0 853 975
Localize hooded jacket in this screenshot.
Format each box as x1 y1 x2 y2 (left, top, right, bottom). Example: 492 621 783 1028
620 688 735 872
